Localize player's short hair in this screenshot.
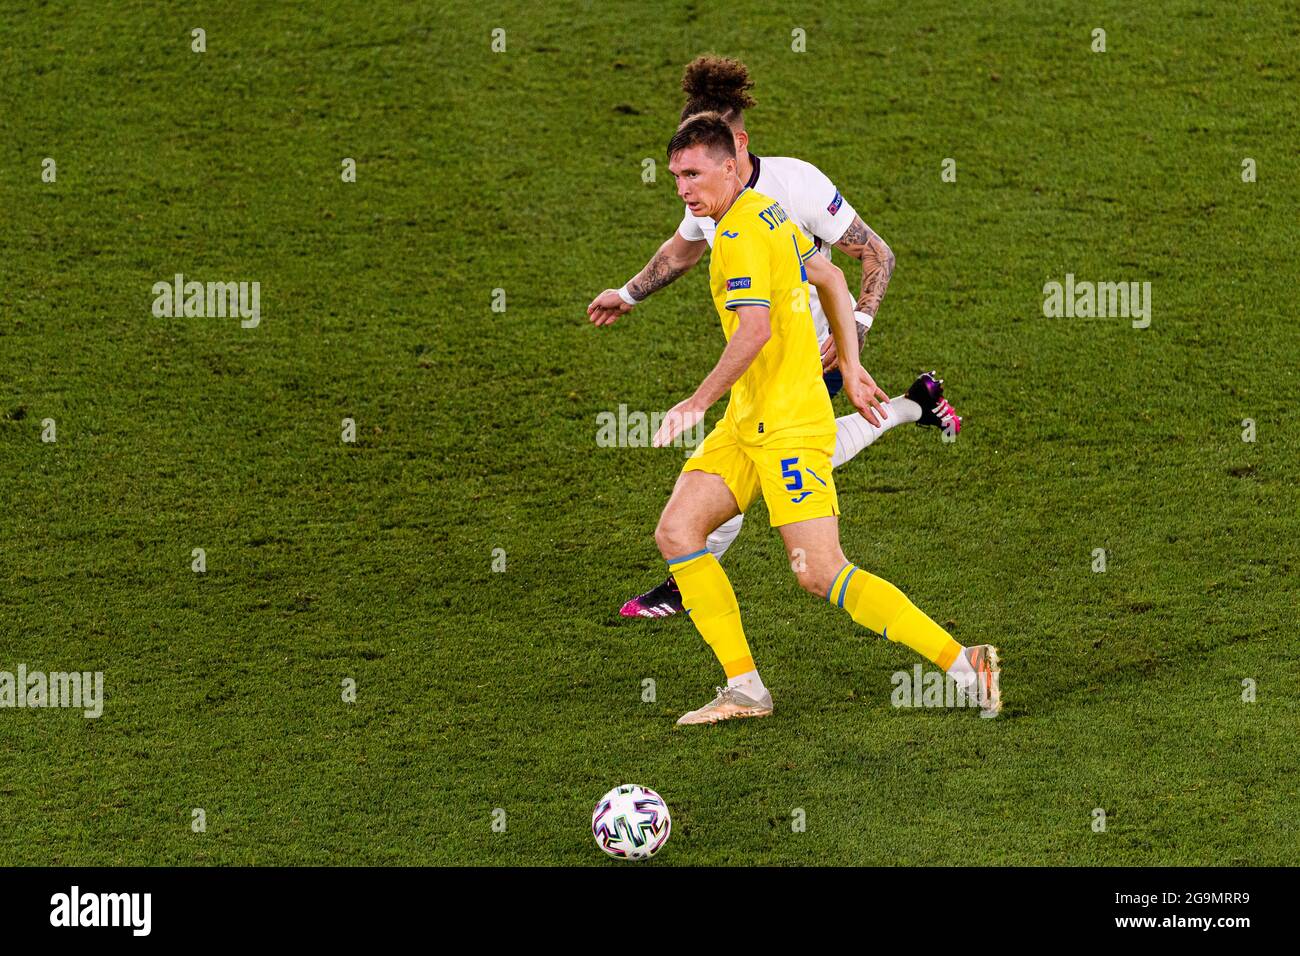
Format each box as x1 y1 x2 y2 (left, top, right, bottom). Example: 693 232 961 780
680 54 756 126
666 112 737 162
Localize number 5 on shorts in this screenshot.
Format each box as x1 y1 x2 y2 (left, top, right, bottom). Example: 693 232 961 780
781 457 802 491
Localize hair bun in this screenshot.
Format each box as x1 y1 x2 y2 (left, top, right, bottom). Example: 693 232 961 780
681 55 756 111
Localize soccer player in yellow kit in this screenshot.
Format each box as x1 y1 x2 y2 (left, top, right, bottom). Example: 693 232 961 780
649 113 1001 723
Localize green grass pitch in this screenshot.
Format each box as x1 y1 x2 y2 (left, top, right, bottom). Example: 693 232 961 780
1 1 1297 865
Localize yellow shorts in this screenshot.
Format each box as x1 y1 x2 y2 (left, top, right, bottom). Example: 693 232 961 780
682 421 839 527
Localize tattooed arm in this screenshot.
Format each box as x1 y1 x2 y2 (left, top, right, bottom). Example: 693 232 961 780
587 232 708 326
833 215 896 348
627 231 708 300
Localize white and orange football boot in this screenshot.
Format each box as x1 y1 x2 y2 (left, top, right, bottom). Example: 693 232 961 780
676 685 774 726
966 644 1002 718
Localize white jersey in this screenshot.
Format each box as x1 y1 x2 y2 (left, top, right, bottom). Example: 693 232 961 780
678 154 858 341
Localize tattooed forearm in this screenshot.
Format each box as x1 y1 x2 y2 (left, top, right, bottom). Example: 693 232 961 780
834 215 896 320
856 246 894 319
627 249 690 300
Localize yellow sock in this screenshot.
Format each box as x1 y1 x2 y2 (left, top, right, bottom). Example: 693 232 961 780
667 550 755 678
827 563 963 670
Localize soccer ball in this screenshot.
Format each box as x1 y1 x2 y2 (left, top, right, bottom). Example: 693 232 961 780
591 784 672 860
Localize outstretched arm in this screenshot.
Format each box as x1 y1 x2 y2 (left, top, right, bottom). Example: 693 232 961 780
804 253 890 426
651 305 771 447
587 231 708 326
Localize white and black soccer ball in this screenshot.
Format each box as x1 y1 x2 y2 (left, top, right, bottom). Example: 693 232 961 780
591 784 672 860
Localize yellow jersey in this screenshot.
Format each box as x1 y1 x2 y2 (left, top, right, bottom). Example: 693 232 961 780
708 187 835 444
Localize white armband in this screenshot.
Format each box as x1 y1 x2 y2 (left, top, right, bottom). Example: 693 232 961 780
854 310 873 331
617 284 641 306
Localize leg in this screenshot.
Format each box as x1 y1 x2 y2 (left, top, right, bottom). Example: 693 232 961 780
778 515 999 716
619 494 746 619
779 513 962 667
657 472 756 685
705 512 745 559
775 514 848 599
659 430 773 725
830 371 962 468
760 436 997 715
823 364 914 467
654 470 740 561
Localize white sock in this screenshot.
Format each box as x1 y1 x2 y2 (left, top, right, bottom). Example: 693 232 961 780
946 647 976 689
890 396 923 425
831 396 920 467
706 513 744 560
727 669 768 699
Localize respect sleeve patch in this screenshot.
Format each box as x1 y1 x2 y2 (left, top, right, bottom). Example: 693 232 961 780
726 277 752 290
827 191 843 215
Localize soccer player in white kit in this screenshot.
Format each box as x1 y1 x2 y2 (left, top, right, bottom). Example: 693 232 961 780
588 55 962 619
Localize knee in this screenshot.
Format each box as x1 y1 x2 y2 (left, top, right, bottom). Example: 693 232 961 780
789 548 847 599
655 516 697 561
794 568 832 598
